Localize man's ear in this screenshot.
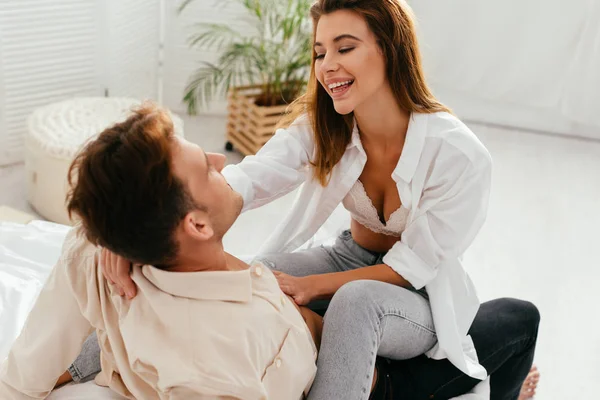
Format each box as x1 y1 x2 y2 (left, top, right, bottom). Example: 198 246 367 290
182 210 213 241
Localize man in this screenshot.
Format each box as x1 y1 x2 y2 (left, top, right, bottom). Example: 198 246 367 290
0 104 321 399
1 104 539 400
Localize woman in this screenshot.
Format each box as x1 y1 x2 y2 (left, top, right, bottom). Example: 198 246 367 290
217 1 539 397
80 0 541 399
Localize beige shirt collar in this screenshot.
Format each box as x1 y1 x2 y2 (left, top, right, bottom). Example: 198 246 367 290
141 265 254 302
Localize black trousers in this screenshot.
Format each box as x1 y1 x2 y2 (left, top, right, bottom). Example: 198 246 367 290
386 297 540 400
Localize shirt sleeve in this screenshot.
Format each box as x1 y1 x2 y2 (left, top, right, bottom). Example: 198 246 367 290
221 114 314 212
0 230 96 399
382 148 492 290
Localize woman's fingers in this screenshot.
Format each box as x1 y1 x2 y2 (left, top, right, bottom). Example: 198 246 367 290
114 254 137 299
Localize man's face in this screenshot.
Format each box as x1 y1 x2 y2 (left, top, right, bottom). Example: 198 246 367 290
171 137 243 238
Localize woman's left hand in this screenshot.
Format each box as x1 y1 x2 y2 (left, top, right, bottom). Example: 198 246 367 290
273 271 318 306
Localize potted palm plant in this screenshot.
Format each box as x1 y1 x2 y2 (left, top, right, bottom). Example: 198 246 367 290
180 0 312 154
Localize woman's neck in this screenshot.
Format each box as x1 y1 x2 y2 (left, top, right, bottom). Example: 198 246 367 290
353 84 410 149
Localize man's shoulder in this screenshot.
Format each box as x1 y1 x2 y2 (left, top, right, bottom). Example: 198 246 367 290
58 226 101 289
61 225 97 256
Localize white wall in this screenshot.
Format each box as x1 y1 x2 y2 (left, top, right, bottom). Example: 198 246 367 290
162 0 254 115
162 0 600 140
411 0 600 140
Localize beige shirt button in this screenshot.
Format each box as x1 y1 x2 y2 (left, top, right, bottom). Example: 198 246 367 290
280 295 286 306
254 265 263 277
275 358 282 368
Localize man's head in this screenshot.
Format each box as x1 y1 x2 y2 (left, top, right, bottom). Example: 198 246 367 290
66 103 242 268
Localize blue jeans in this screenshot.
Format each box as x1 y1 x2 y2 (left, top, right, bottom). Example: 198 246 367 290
258 230 436 400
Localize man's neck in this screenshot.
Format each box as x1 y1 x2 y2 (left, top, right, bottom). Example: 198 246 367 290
169 241 247 273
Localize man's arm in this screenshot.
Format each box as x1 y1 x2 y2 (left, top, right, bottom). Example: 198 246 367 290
0 232 95 399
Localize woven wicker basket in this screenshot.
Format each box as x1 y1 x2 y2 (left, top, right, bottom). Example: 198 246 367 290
226 85 289 155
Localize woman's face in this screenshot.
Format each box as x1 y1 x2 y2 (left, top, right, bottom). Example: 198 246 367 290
314 10 388 115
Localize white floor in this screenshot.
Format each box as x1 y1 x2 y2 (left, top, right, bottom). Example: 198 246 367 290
1 115 599 399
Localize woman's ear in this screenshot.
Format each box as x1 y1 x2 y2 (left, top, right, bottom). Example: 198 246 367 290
182 210 213 242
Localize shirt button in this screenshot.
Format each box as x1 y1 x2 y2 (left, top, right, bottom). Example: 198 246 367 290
275 358 282 368
254 265 263 277
280 295 286 306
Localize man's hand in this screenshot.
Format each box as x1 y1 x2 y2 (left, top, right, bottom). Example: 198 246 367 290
272 271 318 306
101 248 137 299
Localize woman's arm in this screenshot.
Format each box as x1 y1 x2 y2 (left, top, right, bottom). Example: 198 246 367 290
222 114 315 212
382 150 492 290
311 264 412 299
274 265 411 305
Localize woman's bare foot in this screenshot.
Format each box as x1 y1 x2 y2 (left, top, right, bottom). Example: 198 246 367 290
518 365 540 400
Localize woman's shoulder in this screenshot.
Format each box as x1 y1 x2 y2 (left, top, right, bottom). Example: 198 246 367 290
419 111 491 165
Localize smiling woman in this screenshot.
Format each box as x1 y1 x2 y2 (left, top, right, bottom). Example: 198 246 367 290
279 0 450 186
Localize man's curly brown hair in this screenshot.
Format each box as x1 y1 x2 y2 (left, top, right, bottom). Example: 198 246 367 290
66 103 196 268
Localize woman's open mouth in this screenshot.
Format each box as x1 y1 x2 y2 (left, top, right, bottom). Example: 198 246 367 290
328 80 354 98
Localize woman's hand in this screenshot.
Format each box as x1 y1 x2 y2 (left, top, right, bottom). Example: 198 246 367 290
101 248 137 299
272 271 319 306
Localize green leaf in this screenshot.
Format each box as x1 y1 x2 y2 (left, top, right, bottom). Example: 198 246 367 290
182 0 313 111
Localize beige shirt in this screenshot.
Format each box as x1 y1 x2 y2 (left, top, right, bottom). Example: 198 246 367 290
0 228 317 399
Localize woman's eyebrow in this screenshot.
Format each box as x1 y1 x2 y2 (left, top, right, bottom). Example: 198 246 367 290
314 34 362 48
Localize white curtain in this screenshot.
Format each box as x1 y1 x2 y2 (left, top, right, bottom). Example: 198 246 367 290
0 0 161 167
410 0 600 139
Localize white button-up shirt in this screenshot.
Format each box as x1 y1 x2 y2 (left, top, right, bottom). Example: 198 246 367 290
222 111 492 380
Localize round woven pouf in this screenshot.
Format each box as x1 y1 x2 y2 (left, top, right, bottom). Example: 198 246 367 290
25 97 184 225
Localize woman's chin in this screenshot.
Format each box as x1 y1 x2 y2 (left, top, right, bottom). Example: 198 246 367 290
332 100 354 115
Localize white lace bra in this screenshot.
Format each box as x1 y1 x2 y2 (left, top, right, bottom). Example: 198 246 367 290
342 180 409 236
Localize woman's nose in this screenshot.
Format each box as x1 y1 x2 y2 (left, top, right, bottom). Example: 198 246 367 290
319 53 339 74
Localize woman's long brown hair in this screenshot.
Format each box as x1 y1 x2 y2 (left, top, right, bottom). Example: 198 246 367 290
278 0 451 185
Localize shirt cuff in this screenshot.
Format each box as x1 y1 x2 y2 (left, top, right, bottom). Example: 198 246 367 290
382 241 437 290
222 164 255 212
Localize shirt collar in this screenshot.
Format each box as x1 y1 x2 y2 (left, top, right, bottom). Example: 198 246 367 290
347 118 362 150
346 113 426 183
393 112 427 183
140 264 254 302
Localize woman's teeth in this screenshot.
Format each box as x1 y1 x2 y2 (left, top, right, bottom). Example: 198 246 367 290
328 80 354 92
